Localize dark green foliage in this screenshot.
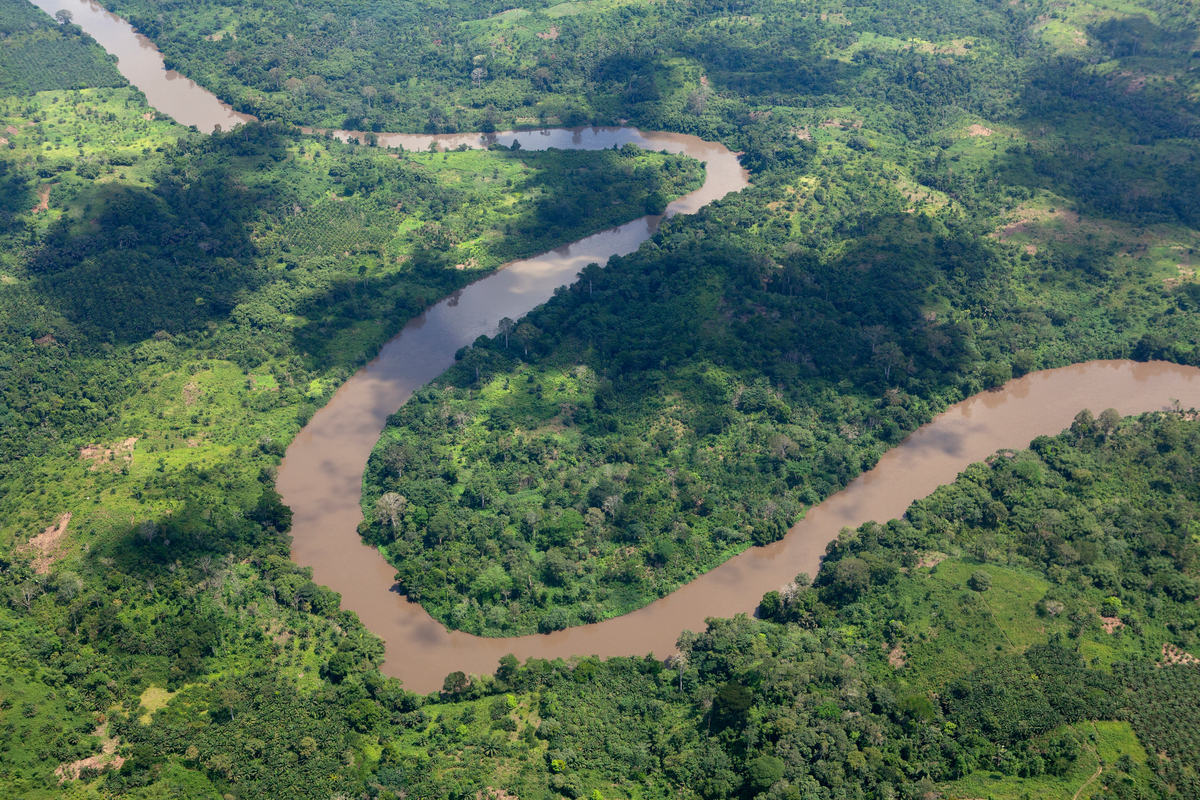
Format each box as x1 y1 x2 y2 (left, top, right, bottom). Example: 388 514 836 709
944 643 1118 743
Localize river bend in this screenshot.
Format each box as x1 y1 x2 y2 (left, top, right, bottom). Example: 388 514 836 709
36 0 1200 694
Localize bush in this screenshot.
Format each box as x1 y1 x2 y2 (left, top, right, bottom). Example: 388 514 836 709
968 570 992 592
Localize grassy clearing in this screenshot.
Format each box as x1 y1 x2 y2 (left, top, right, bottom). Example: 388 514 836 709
941 721 1155 799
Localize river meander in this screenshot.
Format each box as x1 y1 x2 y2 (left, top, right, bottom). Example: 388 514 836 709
37 0 1200 694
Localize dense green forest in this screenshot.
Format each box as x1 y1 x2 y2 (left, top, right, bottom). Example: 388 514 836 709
1 0 1199 796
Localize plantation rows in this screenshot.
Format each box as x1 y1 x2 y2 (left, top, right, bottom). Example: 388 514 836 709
273 197 402 257
1116 663 1200 795
0 32 124 95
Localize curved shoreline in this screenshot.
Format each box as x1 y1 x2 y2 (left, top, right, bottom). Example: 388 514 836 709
34 0 1200 695
274 128 750 692
285 358 1200 693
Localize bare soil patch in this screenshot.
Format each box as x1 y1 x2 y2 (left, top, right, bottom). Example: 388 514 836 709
966 124 993 137
917 552 948 568
26 512 72 575
80 437 137 471
536 25 559 40
56 722 124 781
33 334 57 346
5 125 18 135
1101 616 1123 634
887 646 907 668
182 380 201 406
1161 642 1200 666
32 185 50 213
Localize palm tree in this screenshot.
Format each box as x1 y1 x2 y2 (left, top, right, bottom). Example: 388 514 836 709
375 493 407 530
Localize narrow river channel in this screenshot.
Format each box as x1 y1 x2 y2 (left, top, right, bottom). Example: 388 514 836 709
37 0 1200 694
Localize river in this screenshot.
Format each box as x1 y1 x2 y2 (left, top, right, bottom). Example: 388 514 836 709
33 0 1200 694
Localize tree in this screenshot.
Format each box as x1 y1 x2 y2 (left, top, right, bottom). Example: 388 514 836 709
218 685 244 723
515 323 541 356
362 86 376 108
758 590 783 620
443 670 469 695
54 9 73 24
873 342 906 382
747 755 785 791
375 492 407 530
383 443 412 478
471 67 487 86
285 77 304 95
1071 409 1094 443
495 653 519 685
968 570 992 592
1098 407 1121 442
497 317 515 348
713 683 752 729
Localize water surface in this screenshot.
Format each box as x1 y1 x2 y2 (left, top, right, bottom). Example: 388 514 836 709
29 0 253 133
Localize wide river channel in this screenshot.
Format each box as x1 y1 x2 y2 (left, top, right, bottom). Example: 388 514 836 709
38 0 1200 693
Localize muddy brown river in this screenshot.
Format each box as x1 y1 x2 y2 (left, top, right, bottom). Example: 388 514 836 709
41 0 1200 693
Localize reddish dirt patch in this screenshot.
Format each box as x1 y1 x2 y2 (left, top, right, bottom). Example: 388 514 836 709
182 381 201 406
32 185 50 213
142 112 154 121
26 512 72 575
887 646 907 668
80 437 137 471
992 206 1081 243
56 723 124 782
1161 642 1200 666
5 125 18 135
33 334 57 346
967 124 993 136
917 552 947 568
537 25 559 40
1101 617 1123 634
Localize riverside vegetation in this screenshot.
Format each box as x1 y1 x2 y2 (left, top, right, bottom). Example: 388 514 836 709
1 0 1199 797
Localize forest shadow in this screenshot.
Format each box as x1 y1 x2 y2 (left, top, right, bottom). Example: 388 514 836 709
1088 15 1197 60
675 39 854 97
989 56 1200 228
26 163 262 345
